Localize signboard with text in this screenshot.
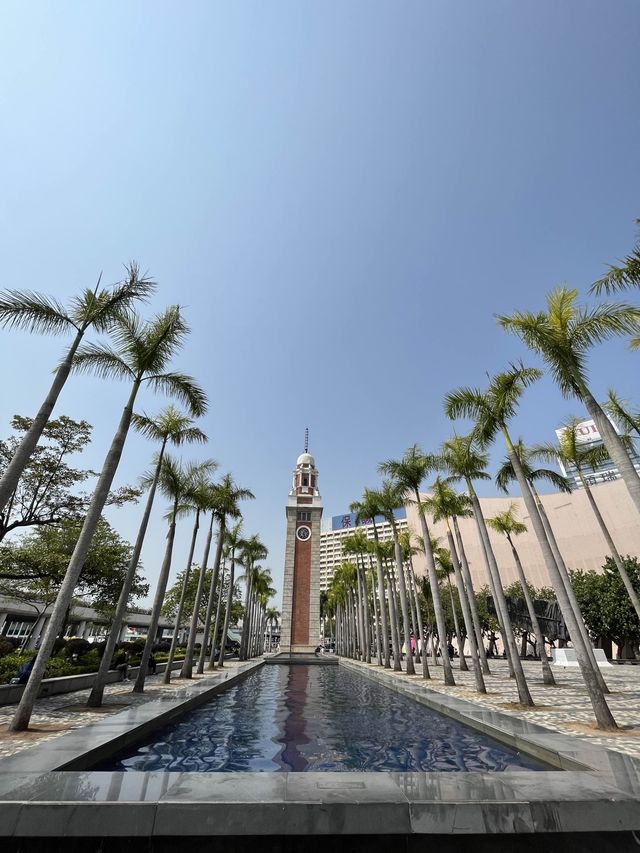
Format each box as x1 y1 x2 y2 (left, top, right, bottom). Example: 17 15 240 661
331 507 406 531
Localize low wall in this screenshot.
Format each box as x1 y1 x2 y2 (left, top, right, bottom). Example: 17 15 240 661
0 660 184 706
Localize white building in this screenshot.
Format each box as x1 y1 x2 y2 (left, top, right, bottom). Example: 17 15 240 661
319 509 409 592
555 417 640 490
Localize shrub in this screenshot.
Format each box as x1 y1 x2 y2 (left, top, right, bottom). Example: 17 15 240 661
0 651 36 684
0 638 18 658
65 638 92 659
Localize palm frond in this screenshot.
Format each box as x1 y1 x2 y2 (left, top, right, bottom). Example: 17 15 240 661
0 290 74 334
590 244 640 295
145 372 208 417
572 302 640 352
71 343 134 381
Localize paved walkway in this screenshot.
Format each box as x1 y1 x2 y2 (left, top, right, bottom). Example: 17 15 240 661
0 662 245 759
348 657 640 759
2 657 639 764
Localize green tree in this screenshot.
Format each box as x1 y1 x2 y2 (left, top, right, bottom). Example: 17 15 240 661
87 406 206 707
162 460 218 683
570 558 640 657
0 265 154 516
196 476 254 675
0 518 148 617
216 522 245 670
9 305 207 731
446 364 616 728
238 535 268 661
486 504 555 685
534 419 640 623
379 448 453 682
604 390 640 440
498 287 640 512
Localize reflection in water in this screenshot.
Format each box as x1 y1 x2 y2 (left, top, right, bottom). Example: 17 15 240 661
95 665 544 773
279 665 310 771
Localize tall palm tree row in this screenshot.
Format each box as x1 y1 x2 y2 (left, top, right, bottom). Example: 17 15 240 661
445 365 616 729
87 407 206 707
0 264 154 515
10 307 207 731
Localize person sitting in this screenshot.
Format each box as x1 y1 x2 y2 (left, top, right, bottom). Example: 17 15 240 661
114 650 129 681
10 658 35 685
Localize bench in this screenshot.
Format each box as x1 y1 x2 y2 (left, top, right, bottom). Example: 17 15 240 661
552 648 612 667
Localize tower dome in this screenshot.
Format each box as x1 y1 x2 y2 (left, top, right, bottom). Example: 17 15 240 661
296 452 315 467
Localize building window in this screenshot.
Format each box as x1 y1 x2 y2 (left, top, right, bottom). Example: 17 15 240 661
5 621 33 639
297 510 311 521
302 476 308 486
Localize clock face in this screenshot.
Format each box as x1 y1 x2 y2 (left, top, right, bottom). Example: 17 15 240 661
296 525 311 541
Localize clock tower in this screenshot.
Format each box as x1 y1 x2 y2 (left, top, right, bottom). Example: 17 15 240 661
278 440 323 655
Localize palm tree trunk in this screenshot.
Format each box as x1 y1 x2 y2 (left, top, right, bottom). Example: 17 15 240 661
217 554 235 669
581 385 640 515
404 562 419 663
87 437 167 707
532 485 609 693
468 489 534 706
578 470 640 621
386 565 402 670
0 330 84 516
133 508 179 694
163 510 200 683
371 526 391 668
369 558 383 666
197 518 225 674
210 563 226 667
446 573 468 671
452 515 491 676
182 513 215 678
504 432 616 728
392 536 415 675
506 534 555 686
9 380 140 732
414 495 455 685
239 569 253 661
407 557 426 670
359 561 371 663
446 528 485 691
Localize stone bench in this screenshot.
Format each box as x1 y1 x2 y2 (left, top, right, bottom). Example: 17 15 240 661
552 648 612 667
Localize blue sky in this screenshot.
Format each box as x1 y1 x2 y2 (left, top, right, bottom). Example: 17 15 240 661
1 1 638 606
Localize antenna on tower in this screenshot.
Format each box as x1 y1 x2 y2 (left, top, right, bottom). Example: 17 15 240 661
304 427 309 453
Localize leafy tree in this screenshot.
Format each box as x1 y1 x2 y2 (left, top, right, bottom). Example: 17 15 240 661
0 518 148 617
591 225 640 296
570 558 640 656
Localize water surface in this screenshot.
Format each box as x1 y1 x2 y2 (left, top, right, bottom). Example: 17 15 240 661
96 665 544 772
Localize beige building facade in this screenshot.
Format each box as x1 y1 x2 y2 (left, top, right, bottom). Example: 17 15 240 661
407 479 640 590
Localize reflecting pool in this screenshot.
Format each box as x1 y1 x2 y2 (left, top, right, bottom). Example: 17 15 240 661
96 664 545 772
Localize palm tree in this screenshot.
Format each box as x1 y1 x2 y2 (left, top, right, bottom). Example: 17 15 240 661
216 523 245 669
196 476 254 674
398 529 425 668
379 448 455 684
87 406 206 706
604 390 640 439
350 489 391 669
591 230 640 295
163 461 218 683
486 504 556 686
0 264 154 516
496 438 610 691
534 421 640 623
9 306 206 731
374 537 402 668
367 479 416 676
238 535 268 661
132 456 201 693
343 530 372 663
498 287 640 512
423 480 487 692
445 364 617 729
265 607 280 652
440 433 533 706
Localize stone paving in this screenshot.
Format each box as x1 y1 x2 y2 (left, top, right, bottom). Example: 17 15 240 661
347 657 640 759
0 663 244 760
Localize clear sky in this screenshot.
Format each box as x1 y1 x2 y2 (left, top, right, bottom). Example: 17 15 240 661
1 1 638 607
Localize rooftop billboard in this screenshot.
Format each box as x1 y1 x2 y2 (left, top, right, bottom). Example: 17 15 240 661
331 507 406 531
